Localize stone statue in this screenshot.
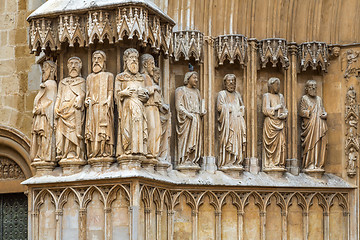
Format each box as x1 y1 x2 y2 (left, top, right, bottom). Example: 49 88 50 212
54 57 86 162
154 67 171 164
140 54 161 160
175 71 206 169
262 77 288 170
115 48 149 158
299 80 328 171
217 74 246 170
85 50 114 160
30 60 57 162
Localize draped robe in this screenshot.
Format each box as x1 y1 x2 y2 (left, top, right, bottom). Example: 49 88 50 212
175 86 202 165
55 77 85 159
262 93 287 168
30 79 57 161
217 90 246 168
115 72 148 156
85 72 114 158
300 95 328 169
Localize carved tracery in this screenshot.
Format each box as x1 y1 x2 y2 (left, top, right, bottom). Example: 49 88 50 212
299 42 329 72
258 38 289 69
215 34 247 66
173 30 203 62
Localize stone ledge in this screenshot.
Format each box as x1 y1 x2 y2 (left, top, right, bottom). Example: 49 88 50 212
22 164 354 189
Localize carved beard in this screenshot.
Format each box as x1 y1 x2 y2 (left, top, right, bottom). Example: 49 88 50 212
93 63 103 73
127 61 139 74
69 68 79 78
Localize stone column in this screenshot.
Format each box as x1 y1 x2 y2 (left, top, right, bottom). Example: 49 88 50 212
202 36 217 172
285 43 300 175
79 208 87 240
247 39 260 173
55 210 63 240
215 211 221 240
130 180 140 240
238 210 244 239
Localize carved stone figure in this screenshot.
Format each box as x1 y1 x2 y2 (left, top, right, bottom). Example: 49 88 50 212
85 51 114 161
154 67 171 164
262 77 288 170
299 80 328 172
217 74 246 170
54 57 85 162
30 60 57 162
140 54 161 160
115 48 149 158
175 71 206 170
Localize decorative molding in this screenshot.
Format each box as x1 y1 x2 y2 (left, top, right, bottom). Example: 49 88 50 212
345 86 359 177
215 34 247 66
299 42 329 72
173 30 203 62
258 38 289 69
0 157 25 179
29 6 174 55
341 49 360 79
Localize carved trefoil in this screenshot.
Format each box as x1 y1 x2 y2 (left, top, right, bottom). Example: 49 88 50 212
215 34 247 66
173 30 204 62
299 42 329 72
345 86 359 177
258 38 289 69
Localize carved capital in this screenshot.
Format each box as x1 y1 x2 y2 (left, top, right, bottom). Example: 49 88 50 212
299 42 329 72
259 38 289 69
215 34 247 66
173 30 204 62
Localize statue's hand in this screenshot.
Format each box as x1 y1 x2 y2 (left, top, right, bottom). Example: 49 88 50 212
121 87 135 97
74 97 82 109
320 112 327 119
187 113 195 120
279 112 288 120
33 107 41 115
160 103 170 113
85 98 91 107
200 109 207 116
54 108 60 118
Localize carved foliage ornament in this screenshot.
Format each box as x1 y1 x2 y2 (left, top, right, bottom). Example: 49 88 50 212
299 42 329 72
173 30 203 62
29 6 173 55
259 38 289 69
345 86 359 177
215 34 247 66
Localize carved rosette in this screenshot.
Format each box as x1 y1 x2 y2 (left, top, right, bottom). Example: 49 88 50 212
258 38 289 69
299 42 329 72
345 86 359 177
173 30 204 62
29 6 174 55
215 34 247 66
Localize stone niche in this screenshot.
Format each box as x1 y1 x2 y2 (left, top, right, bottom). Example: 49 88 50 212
24 0 357 239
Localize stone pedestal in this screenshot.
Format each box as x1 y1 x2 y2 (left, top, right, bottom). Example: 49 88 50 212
59 158 86 175
88 157 114 171
263 167 287 178
155 161 171 175
219 165 244 178
177 164 201 176
286 158 300 175
142 156 158 173
31 160 56 176
303 168 325 178
249 157 260 174
201 156 217 173
117 155 145 170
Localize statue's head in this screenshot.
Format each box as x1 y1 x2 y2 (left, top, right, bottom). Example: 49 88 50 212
305 80 317 97
223 74 236 93
92 50 106 73
140 54 155 76
42 60 57 82
332 46 340 57
124 48 139 74
184 71 198 88
67 57 82 78
268 77 280 94
153 67 160 84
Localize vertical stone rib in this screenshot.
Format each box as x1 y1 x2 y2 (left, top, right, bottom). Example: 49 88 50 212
79 208 86 240
105 208 111 240
238 211 244 240
303 211 309 240
260 211 266 240
215 211 221 240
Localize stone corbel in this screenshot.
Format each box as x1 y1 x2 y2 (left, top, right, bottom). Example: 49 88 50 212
214 34 247 66
173 30 204 62
258 38 289 69
299 42 329 72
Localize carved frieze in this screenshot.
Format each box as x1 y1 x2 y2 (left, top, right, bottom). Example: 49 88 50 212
0 157 25 179
345 86 359 177
173 30 203 62
341 49 360 79
29 6 174 55
258 38 289 69
29 18 57 53
299 42 329 72
215 34 247 66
